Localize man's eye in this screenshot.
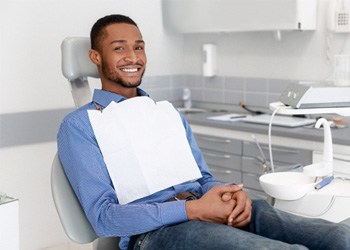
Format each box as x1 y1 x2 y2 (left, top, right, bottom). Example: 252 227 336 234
135 46 144 51
114 47 123 51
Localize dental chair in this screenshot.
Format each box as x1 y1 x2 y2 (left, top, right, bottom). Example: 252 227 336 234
61 37 97 108
51 37 119 250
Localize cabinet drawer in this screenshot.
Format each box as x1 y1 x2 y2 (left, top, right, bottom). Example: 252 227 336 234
242 156 303 175
195 134 242 155
243 141 312 165
202 150 241 170
242 157 266 175
242 173 262 191
244 188 269 201
209 165 242 184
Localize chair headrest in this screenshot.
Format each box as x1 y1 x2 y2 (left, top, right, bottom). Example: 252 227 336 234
61 37 99 81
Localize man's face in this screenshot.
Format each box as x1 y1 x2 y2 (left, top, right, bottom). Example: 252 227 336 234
95 23 147 89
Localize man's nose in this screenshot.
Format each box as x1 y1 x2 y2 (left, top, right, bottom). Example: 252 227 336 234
124 49 138 63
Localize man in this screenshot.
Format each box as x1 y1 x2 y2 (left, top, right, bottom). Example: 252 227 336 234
58 14 350 250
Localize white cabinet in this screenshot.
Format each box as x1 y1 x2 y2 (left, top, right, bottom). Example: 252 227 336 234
162 0 317 33
0 197 19 250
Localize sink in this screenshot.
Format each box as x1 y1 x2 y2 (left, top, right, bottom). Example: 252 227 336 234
259 172 316 200
177 108 207 114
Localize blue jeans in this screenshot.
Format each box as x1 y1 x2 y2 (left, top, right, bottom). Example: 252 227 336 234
129 200 350 250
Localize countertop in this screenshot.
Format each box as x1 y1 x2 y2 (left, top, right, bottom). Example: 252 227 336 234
184 111 350 147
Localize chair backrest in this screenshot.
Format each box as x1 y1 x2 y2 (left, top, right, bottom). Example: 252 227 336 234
51 153 98 244
55 37 119 249
61 37 99 108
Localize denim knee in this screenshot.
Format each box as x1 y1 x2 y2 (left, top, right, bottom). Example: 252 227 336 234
326 223 350 249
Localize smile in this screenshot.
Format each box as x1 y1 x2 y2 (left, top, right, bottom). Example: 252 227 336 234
120 67 139 73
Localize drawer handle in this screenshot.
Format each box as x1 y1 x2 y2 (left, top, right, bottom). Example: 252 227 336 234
203 152 231 159
259 145 299 154
199 137 232 143
210 168 233 174
333 156 350 163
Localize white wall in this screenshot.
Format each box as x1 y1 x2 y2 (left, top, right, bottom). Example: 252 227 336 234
0 0 183 114
0 142 60 249
182 0 350 81
0 0 182 249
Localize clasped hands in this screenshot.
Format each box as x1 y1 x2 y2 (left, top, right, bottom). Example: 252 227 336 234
185 184 252 228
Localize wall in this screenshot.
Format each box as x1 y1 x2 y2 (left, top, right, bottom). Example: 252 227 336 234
0 0 183 114
0 0 182 249
181 0 350 81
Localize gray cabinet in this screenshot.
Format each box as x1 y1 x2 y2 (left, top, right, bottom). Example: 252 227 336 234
194 133 313 201
195 134 242 184
195 135 242 155
243 141 312 166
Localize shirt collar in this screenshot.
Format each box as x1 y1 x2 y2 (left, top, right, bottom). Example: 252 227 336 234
92 88 149 109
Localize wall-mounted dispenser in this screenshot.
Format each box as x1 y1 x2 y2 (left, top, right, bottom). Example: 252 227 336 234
162 0 317 33
202 44 216 77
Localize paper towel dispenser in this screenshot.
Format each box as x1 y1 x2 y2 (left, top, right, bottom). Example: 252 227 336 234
162 0 317 33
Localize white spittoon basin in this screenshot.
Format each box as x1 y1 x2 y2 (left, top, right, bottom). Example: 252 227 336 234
259 117 335 201
259 172 316 200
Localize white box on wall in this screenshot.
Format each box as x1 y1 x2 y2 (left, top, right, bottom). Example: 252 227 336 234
0 197 19 250
162 0 317 33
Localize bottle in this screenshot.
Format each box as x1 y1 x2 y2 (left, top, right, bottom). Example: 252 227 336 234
182 88 192 109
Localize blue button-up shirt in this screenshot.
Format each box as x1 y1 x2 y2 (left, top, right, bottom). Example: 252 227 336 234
57 89 221 249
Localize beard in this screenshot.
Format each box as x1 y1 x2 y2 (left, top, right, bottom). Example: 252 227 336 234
101 62 145 88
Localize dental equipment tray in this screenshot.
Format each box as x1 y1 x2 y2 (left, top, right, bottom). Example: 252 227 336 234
279 82 350 109
241 114 316 127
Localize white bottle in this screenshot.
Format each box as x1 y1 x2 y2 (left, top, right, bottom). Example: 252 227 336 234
182 88 192 109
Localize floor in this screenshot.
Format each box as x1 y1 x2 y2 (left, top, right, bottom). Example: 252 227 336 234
43 242 94 250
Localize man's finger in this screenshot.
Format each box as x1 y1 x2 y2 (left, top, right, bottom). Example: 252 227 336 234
218 184 243 195
230 198 252 227
232 214 251 228
227 190 249 223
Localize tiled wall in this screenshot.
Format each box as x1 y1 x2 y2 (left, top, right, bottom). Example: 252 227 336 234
142 75 297 108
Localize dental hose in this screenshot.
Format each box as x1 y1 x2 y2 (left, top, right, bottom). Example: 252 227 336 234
239 101 264 115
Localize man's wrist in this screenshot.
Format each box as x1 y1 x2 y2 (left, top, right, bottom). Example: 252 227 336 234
185 200 200 221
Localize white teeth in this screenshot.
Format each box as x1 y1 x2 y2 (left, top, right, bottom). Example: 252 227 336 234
121 68 138 72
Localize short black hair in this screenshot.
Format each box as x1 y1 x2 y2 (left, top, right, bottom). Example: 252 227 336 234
90 14 138 50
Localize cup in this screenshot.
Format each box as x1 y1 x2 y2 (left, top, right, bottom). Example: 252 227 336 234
334 54 350 86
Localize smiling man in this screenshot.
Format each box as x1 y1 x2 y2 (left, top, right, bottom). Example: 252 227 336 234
57 14 350 250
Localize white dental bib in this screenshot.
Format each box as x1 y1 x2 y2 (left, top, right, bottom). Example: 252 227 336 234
88 97 202 204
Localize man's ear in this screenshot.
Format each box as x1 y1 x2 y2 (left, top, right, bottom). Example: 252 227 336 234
89 49 101 66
